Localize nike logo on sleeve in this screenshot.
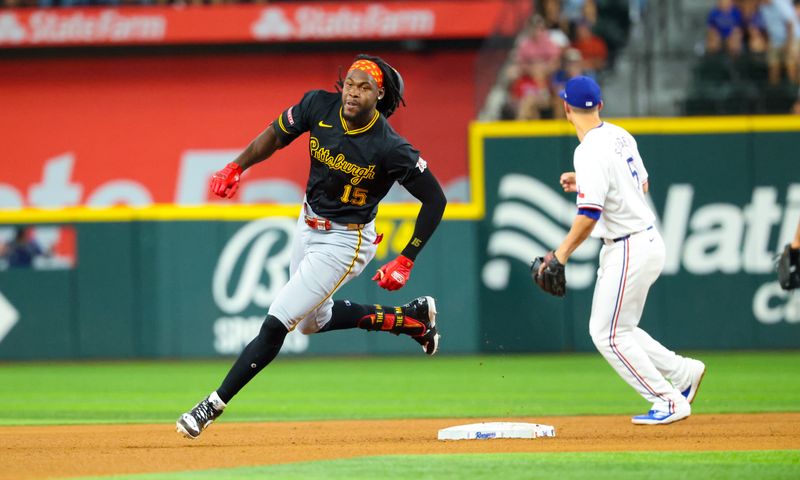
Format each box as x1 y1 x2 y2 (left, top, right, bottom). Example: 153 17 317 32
318 121 333 128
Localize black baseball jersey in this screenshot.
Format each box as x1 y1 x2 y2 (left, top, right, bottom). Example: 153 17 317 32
272 90 426 224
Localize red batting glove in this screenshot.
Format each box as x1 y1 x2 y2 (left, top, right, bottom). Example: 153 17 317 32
210 162 243 199
372 255 414 291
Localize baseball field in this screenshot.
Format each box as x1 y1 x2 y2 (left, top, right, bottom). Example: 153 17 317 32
1 351 799 479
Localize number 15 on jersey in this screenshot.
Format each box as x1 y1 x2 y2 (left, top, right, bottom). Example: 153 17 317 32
341 184 368 206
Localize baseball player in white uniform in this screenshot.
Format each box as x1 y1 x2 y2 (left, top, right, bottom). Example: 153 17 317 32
545 76 706 424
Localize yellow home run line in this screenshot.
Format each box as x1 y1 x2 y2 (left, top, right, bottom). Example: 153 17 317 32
470 114 800 137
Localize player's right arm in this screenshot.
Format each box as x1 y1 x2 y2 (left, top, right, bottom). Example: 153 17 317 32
209 124 284 199
232 124 284 171
210 90 319 199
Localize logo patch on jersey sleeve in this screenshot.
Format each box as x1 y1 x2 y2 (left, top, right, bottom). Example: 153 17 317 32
416 157 428 173
287 106 295 126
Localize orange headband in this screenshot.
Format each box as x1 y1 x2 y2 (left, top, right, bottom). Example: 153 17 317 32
348 59 384 88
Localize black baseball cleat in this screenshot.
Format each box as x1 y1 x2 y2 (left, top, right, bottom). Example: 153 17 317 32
404 296 440 356
176 397 223 439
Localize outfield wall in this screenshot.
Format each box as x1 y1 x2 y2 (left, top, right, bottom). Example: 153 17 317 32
1 116 799 359
0 220 479 359
475 116 800 353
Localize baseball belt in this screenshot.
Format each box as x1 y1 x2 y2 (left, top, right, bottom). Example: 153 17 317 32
603 225 654 245
304 215 364 231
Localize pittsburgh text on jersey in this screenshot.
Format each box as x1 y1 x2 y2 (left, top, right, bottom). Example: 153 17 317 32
309 136 376 186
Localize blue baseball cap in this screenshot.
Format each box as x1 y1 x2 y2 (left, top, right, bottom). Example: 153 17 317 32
559 76 602 109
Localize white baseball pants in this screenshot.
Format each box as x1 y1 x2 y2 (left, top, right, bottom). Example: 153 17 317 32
589 228 693 413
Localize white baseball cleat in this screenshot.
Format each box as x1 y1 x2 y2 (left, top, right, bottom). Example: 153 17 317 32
176 396 223 439
681 359 706 404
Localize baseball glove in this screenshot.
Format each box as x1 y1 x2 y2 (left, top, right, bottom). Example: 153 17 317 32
531 250 567 297
777 244 800 291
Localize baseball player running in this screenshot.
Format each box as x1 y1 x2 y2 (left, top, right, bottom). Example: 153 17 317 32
532 76 705 425
176 55 447 439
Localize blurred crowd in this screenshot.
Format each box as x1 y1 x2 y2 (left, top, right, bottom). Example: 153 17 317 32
0 0 378 6
500 0 633 120
706 0 800 86
688 0 800 114
1 0 266 6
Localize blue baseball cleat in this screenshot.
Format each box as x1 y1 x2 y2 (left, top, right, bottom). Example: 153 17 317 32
632 401 690 425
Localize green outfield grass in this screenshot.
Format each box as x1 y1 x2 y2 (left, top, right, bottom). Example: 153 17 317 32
1 351 799 425
78 451 800 480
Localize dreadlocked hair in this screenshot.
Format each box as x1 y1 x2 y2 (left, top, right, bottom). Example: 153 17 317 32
336 54 406 118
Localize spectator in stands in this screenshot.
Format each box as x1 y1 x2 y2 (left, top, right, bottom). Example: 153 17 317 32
740 0 768 52
759 0 800 84
548 19 572 52
706 22 725 55
505 2 624 121
502 61 543 120
706 0 744 55
727 25 746 56
515 15 563 72
562 0 589 25
0 227 43 269
560 0 598 30
746 20 770 53
580 0 598 26
551 47 587 118
572 19 608 73
511 62 554 120
504 10 573 121
541 0 568 32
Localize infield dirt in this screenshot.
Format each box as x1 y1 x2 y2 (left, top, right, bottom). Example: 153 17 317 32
2 413 799 479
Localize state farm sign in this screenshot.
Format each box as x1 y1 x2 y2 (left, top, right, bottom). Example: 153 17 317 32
0 11 165 45
251 5 434 40
0 1 525 48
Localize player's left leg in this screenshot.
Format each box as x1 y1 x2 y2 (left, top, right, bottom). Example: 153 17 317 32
176 314 288 439
296 280 440 355
624 230 705 403
178 211 337 439
314 297 440 355
589 230 689 425
632 328 706 403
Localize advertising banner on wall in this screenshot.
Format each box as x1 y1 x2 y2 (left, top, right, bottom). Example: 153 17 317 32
0 51 481 221
0 1 527 48
0 218 480 360
474 117 800 352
